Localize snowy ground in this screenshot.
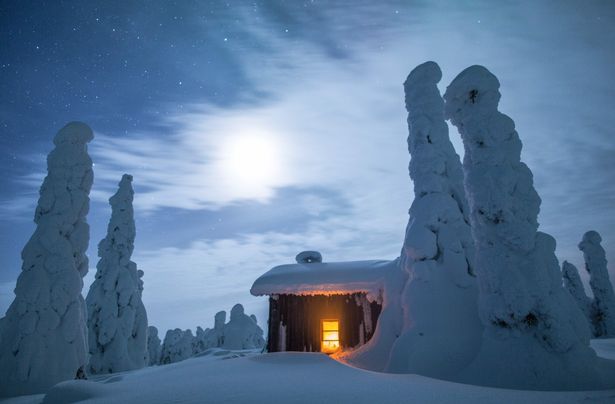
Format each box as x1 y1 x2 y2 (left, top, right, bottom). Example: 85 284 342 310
3 341 615 404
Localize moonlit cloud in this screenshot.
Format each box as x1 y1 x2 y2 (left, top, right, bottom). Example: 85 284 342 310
137 210 404 332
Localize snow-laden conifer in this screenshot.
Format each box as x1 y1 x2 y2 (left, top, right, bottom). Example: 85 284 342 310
86 174 148 374
0 122 93 397
160 329 194 364
444 65 607 390
346 62 481 375
193 311 227 354
579 231 615 337
221 304 265 350
213 310 226 346
385 61 482 377
562 261 594 332
147 326 162 366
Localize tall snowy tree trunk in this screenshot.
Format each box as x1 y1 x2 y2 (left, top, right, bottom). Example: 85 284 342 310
562 261 594 334
0 122 93 397
444 65 609 390
579 231 615 337
86 174 148 374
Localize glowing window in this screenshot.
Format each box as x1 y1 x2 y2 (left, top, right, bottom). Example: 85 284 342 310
321 319 340 353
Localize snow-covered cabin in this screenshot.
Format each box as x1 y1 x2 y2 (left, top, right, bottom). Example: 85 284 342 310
250 251 390 354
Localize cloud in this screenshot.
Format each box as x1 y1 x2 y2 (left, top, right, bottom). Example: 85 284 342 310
135 208 403 332
86 38 411 213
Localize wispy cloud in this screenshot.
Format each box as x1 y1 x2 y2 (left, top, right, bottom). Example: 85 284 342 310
136 209 403 332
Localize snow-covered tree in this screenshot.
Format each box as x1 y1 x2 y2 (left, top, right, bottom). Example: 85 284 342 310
130 267 148 365
562 261 594 333
193 326 210 355
383 61 482 378
346 62 481 375
444 65 606 390
212 310 226 347
579 231 615 337
147 326 162 366
194 310 230 354
247 314 265 349
0 122 93 397
160 329 194 364
221 304 265 350
86 174 148 374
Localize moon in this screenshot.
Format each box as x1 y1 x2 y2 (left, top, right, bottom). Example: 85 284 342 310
216 132 284 199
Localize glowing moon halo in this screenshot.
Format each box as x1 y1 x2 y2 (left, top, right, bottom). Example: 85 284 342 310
216 132 284 199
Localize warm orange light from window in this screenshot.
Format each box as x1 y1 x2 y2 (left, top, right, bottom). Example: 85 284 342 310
321 319 340 353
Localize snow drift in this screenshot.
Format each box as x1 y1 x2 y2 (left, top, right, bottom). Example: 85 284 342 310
40 340 615 404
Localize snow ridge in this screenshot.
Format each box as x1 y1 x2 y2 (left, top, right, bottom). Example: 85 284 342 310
0 122 94 397
86 174 148 374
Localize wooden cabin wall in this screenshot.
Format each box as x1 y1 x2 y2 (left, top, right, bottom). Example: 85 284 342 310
266 293 382 353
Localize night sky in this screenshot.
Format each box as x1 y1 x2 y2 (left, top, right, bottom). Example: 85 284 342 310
1 0 614 333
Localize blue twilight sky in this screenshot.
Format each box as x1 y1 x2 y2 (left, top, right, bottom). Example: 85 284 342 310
1 0 614 333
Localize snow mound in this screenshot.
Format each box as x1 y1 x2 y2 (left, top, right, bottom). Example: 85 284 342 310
40 350 615 404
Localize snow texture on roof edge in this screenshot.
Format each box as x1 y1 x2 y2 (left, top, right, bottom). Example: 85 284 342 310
250 260 396 297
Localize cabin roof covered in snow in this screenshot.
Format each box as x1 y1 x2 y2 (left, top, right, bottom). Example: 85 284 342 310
250 259 395 297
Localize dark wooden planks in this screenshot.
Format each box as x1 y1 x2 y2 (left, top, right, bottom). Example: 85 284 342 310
266 293 382 353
